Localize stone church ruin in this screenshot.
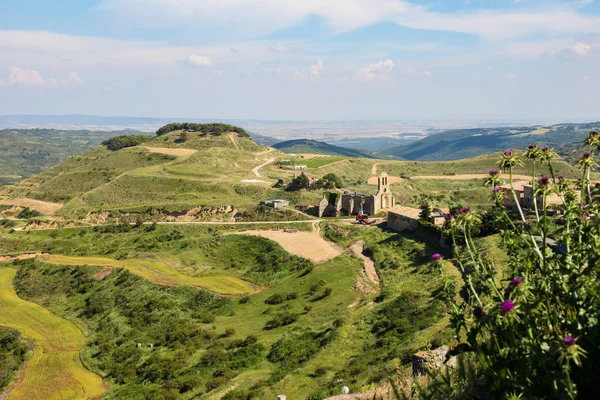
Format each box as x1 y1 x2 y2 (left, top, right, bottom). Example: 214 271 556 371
318 172 395 217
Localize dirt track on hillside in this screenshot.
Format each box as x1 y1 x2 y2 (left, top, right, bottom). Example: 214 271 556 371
229 228 342 263
367 173 533 185
145 147 197 156
0 198 63 215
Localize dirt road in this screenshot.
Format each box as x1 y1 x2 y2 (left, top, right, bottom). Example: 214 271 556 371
252 158 275 178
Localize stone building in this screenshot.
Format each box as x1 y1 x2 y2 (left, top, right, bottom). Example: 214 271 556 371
502 181 563 211
387 205 421 232
317 172 395 218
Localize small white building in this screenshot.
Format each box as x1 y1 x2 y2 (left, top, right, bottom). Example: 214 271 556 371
294 165 307 170
261 199 290 208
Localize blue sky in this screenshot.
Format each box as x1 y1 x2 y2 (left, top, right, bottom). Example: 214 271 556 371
1 0 600 120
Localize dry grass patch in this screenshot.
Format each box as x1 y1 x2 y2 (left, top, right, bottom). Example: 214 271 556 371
0 268 107 400
0 198 63 215
39 254 257 295
145 147 198 156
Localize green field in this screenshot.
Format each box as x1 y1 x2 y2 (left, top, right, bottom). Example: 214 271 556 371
0 268 106 399
304 156 346 168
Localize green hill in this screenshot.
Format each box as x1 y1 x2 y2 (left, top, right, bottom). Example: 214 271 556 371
272 139 376 158
392 122 600 161
0 129 127 186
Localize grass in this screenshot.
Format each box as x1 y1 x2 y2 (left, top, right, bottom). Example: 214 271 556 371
303 156 345 168
40 254 258 295
0 267 106 399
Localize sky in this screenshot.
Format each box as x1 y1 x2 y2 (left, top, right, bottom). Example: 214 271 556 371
1 0 600 121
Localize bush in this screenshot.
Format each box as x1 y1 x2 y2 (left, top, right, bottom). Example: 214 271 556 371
264 313 298 330
17 207 42 219
101 135 151 151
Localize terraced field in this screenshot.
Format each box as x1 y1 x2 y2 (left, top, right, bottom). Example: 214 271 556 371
0 268 106 400
40 254 258 295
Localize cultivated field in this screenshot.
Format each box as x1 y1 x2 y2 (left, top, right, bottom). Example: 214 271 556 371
145 146 198 156
39 254 257 295
0 268 106 399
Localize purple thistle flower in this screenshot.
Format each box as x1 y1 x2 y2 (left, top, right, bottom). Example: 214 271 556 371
461 205 471 214
537 176 550 186
542 147 550 152
473 306 484 319
481 251 489 258
582 205 589 210
564 335 575 346
557 176 564 181
501 300 515 313
443 213 452 221
591 131 599 137
493 186 501 193
528 144 537 150
432 253 442 261
503 150 512 157
584 151 591 158
511 277 523 286
489 169 499 176
582 214 590 220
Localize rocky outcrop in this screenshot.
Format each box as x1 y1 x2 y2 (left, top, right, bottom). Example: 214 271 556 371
412 346 456 376
82 205 237 224
23 220 78 230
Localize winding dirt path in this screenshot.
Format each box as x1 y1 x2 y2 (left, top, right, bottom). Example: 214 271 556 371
252 158 275 178
0 268 107 399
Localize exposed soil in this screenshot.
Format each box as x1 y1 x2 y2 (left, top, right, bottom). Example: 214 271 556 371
348 241 380 307
0 253 48 263
411 173 532 180
230 228 342 264
145 147 198 156
252 158 275 178
0 198 63 215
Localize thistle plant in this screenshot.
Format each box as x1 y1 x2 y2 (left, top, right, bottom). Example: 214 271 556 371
416 140 600 399
524 144 542 221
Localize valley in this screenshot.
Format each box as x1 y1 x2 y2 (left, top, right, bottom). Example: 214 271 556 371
0 122 596 399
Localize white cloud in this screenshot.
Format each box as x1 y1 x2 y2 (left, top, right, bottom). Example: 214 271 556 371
8 67 46 86
293 69 307 80
269 42 291 53
355 59 394 82
99 0 600 40
565 41 592 56
310 60 324 78
68 71 85 84
188 54 214 67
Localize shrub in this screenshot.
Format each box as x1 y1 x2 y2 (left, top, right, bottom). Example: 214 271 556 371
17 207 42 219
101 135 151 151
264 313 298 330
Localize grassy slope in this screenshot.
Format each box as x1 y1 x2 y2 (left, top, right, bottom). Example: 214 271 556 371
0 268 106 399
0 129 130 186
0 220 454 399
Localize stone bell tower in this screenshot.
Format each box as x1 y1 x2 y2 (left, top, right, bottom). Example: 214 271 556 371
375 172 395 213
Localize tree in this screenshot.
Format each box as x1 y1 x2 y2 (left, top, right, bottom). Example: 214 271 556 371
419 201 431 221
295 173 310 189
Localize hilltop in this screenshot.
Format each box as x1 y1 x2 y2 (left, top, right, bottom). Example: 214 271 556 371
273 138 376 158
391 122 600 161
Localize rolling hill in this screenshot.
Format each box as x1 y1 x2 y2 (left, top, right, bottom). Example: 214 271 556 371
0 129 135 186
272 138 376 158
391 122 600 161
